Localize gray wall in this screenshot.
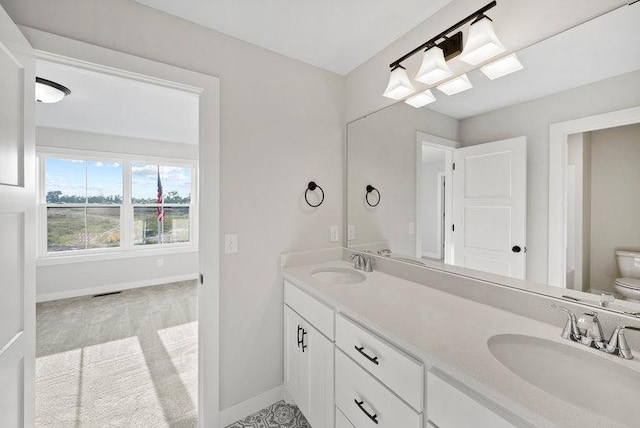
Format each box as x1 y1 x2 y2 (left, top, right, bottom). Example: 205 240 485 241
589 123 640 292
459 70 640 284
1 0 344 410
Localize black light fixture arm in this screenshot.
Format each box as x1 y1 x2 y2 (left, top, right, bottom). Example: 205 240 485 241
388 1 497 70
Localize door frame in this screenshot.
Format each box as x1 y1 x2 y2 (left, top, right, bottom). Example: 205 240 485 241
415 132 458 264
548 106 640 288
22 27 221 427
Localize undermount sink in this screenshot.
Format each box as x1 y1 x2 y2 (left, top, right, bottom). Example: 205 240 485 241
310 267 366 285
488 334 640 427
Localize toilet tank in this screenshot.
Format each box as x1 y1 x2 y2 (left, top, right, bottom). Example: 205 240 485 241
616 250 640 278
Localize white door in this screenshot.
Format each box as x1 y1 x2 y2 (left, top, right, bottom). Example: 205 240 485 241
305 323 334 428
0 5 36 428
452 137 527 279
284 306 308 414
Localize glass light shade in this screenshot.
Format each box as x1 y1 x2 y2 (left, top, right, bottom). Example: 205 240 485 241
480 54 524 80
404 89 437 108
35 78 71 103
415 47 452 85
383 67 416 100
436 74 473 96
459 17 505 65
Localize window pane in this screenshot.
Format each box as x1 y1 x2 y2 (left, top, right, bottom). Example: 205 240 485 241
87 207 120 249
45 158 86 203
162 207 190 243
47 207 86 252
131 163 191 204
87 160 123 204
133 206 161 245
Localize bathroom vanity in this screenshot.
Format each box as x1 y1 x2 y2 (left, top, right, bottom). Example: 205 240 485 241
282 254 640 428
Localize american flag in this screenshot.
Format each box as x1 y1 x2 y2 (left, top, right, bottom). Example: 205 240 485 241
156 166 164 222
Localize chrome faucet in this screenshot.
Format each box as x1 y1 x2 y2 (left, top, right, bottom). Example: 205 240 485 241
351 253 373 272
552 304 640 359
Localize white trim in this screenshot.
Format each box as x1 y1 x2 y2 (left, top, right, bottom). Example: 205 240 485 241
422 251 441 259
548 106 640 287
219 385 285 427
37 246 197 266
415 132 457 263
36 273 199 302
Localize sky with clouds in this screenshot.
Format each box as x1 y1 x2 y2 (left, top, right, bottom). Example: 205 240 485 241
45 158 192 201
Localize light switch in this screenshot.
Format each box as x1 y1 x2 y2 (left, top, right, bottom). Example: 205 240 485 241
408 222 415 234
348 224 356 241
330 226 340 242
224 233 238 254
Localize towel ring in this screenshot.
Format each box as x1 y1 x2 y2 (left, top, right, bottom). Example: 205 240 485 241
366 185 380 207
305 181 324 207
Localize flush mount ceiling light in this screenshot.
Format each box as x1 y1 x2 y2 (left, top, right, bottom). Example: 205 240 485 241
415 46 453 85
437 74 473 96
480 53 524 79
404 89 437 108
382 66 416 100
383 1 507 104
35 77 71 103
459 15 505 65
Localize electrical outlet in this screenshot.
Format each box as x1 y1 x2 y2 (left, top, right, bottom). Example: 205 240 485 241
224 233 238 254
408 222 415 234
330 226 340 242
348 224 356 241
157 258 164 267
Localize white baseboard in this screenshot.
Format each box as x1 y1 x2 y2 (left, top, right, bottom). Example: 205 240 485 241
220 385 284 427
36 273 199 302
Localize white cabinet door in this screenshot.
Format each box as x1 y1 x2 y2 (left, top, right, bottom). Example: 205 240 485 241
284 304 334 428
284 306 309 416
0 5 36 428
453 137 527 279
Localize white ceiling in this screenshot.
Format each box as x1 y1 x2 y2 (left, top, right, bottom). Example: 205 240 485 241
133 0 453 75
427 4 640 119
36 60 199 144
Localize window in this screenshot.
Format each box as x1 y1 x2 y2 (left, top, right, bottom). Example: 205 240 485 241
40 154 196 256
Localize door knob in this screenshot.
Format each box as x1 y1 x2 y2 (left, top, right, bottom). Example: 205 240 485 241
512 245 522 253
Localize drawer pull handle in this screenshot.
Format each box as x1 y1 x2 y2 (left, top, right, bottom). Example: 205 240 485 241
297 325 303 348
301 328 307 352
355 346 379 365
355 399 378 424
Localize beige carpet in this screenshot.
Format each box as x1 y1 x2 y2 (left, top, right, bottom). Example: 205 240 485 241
36 281 198 428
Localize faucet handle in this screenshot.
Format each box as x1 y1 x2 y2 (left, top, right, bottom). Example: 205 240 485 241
351 253 364 269
607 325 640 359
551 304 580 341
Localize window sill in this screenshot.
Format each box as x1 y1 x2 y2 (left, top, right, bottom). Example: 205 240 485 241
36 245 198 266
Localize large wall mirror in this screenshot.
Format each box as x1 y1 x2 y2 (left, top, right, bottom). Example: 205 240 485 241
347 4 640 312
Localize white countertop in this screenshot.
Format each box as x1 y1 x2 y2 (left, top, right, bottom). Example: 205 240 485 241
283 260 640 428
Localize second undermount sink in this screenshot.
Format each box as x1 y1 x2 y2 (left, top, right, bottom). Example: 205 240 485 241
310 267 366 285
488 334 640 427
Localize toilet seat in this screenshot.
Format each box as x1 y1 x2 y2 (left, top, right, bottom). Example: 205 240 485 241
615 277 640 291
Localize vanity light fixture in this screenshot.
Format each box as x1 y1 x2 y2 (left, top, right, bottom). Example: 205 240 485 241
382 66 415 100
404 89 437 108
459 15 505 65
437 74 473 96
35 77 71 103
480 53 524 79
383 1 503 102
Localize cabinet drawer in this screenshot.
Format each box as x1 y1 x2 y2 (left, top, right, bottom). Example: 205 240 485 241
335 350 422 428
336 314 423 411
336 407 355 428
427 371 515 428
285 281 334 339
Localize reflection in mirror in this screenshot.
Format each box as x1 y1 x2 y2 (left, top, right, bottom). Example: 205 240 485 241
347 4 640 309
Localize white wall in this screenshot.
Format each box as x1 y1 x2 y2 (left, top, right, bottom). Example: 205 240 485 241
347 102 458 255
35 127 199 301
589 123 640 293
459 70 640 284
1 0 344 411
421 159 445 258
345 0 627 122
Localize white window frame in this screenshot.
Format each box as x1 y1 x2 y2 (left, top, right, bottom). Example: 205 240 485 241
37 147 199 265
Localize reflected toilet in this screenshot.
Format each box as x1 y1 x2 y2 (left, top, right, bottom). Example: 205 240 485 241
614 250 640 302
